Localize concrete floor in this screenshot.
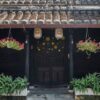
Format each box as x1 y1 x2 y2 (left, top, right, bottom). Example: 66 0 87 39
0 94 100 100
27 94 74 100
27 87 74 100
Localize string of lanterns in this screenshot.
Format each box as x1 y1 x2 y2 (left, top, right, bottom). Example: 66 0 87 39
34 27 63 39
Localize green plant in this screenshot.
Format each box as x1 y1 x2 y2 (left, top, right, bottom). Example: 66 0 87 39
0 37 24 50
70 73 100 94
0 74 28 95
13 77 28 94
77 38 100 56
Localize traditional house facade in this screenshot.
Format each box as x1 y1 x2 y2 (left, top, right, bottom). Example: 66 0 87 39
0 0 100 88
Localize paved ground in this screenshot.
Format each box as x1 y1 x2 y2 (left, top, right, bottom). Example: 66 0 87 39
0 94 100 100
27 87 74 100
27 94 74 100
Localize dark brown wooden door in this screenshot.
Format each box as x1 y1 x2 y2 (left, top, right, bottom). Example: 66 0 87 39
31 32 69 87
32 49 68 87
37 66 65 86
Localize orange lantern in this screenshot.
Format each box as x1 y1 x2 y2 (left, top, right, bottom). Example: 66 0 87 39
34 27 42 39
55 28 63 39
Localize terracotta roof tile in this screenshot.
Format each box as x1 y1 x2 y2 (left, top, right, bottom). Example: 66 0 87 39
29 12 38 24
0 0 100 5
37 12 45 24
0 10 100 24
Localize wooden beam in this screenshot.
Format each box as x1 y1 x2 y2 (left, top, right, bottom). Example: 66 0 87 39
25 31 30 81
0 24 100 29
69 29 74 81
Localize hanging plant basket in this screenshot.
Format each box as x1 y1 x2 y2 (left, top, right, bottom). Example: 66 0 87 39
0 37 24 51
76 38 100 57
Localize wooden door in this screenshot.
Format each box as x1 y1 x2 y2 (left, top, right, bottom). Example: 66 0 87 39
31 32 69 87
33 53 67 87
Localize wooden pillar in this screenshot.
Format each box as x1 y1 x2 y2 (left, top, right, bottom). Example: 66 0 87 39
69 29 74 81
25 31 30 81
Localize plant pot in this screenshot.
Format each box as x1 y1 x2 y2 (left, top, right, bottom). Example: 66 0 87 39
1 88 28 96
12 88 28 96
75 88 100 96
0 96 26 100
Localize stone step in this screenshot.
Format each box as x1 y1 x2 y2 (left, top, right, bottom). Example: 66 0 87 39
29 87 73 94
27 94 74 100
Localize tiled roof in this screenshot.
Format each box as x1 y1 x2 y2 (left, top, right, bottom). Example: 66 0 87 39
0 0 100 27
0 0 100 5
0 10 100 25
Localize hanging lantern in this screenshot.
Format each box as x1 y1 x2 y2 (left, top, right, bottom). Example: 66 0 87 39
34 27 42 39
55 28 63 39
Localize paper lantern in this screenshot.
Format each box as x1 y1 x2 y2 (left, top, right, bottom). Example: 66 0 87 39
34 27 42 39
55 28 63 39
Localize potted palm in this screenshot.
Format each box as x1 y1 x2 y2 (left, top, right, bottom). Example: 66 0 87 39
76 38 100 57
0 74 28 97
70 73 100 96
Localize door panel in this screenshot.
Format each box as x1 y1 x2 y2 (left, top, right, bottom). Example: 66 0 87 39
37 67 50 83
31 32 69 87
32 51 68 87
52 67 64 83
36 66 65 86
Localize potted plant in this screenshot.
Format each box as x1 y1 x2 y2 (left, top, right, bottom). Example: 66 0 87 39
0 37 24 51
0 74 28 97
76 38 100 57
70 73 100 96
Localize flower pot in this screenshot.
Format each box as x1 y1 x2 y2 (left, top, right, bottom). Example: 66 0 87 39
0 89 28 100
75 88 100 96
1 88 28 96
12 88 28 96
0 96 26 100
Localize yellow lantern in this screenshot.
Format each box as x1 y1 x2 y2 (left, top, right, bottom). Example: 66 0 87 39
34 27 42 39
55 28 63 39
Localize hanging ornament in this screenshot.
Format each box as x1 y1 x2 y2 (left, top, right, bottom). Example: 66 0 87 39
45 37 50 41
42 42 45 46
51 42 55 45
37 47 41 51
58 49 61 52
55 28 63 39
34 27 42 39
54 45 58 49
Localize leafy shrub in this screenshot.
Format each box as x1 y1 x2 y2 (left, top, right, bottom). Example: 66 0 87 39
0 74 28 95
70 73 100 93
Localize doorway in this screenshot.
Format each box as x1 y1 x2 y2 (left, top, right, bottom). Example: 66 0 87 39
30 29 69 87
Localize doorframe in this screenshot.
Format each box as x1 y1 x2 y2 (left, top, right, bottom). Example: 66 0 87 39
69 29 74 82
25 28 74 87
25 31 30 82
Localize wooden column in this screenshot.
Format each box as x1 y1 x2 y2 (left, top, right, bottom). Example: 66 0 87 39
69 29 74 81
25 31 30 81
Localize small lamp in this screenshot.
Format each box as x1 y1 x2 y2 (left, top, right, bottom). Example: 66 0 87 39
55 28 63 39
34 27 42 39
